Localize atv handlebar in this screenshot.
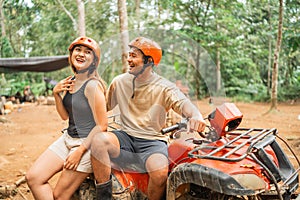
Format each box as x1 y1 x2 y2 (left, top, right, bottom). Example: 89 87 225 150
161 118 190 135
161 122 187 135
161 118 219 141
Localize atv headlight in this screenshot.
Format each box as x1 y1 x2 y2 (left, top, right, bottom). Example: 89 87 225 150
232 174 267 190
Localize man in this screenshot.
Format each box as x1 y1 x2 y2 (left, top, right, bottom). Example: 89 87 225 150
91 36 206 200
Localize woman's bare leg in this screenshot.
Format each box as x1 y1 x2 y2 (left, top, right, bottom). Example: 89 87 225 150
26 149 64 200
53 169 90 200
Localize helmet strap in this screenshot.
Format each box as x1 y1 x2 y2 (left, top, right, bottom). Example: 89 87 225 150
76 66 90 74
131 62 154 98
76 65 96 75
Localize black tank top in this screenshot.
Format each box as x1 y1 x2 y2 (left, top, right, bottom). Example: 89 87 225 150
63 80 96 138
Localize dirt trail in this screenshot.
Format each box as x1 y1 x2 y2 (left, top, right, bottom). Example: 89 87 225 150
0 100 299 199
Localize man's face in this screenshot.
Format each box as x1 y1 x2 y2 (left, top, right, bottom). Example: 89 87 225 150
127 47 145 76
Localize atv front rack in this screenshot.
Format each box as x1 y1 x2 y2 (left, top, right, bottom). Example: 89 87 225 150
188 127 277 162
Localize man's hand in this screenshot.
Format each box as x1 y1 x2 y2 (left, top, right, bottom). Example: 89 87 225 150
188 116 206 133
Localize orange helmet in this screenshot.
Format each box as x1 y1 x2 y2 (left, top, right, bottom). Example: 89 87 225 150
129 37 162 66
68 36 101 68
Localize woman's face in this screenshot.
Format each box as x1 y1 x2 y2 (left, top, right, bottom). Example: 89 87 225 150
71 45 94 71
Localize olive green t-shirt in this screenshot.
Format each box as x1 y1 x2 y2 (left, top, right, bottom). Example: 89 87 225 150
107 72 188 142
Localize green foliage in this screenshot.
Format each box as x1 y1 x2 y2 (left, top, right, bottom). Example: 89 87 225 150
0 36 14 57
0 73 38 96
0 67 71 97
278 67 300 101
1 0 299 103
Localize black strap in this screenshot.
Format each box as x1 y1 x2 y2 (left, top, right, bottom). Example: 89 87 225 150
131 62 153 98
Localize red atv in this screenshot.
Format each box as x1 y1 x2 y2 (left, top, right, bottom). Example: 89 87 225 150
75 103 299 200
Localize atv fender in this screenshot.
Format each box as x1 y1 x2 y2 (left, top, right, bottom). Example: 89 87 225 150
167 162 256 199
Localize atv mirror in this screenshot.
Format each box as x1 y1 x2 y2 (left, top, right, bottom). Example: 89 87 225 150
208 103 243 137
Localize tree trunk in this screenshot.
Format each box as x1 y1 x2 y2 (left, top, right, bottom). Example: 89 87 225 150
118 0 129 73
214 1 221 92
56 0 77 33
0 0 6 37
267 0 272 95
216 47 221 92
271 0 283 110
135 0 140 28
76 0 85 36
195 45 201 99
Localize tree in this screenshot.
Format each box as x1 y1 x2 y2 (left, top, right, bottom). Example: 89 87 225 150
271 0 283 110
0 0 5 36
267 0 273 95
56 0 85 36
76 0 85 36
118 0 129 73
1 0 299 101
0 0 19 57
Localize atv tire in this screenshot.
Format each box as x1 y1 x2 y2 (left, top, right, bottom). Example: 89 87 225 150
177 192 262 200
208 193 262 200
174 184 263 200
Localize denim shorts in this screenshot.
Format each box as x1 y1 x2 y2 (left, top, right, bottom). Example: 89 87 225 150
111 130 168 173
48 132 92 173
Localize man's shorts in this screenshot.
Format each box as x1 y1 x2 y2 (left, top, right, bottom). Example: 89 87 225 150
48 132 92 173
111 130 168 173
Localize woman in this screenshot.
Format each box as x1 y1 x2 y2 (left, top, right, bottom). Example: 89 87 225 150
26 36 107 199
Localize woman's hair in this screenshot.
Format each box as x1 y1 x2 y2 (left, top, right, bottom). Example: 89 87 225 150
94 70 107 96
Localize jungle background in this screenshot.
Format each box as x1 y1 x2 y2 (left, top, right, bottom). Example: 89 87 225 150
0 0 300 199
0 0 299 103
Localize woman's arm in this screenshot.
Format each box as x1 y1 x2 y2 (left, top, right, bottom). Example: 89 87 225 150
52 76 74 120
82 80 108 150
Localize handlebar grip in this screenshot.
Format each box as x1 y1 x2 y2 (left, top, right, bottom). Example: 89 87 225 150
161 124 180 135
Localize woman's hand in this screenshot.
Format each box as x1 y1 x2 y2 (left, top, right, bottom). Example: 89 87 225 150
52 76 75 120
53 76 75 95
64 145 86 171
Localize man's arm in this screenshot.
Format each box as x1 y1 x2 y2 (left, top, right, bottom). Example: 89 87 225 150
181 101 206 133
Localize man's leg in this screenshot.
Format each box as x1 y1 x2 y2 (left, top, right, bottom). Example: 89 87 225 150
90 132 120 199
146 153 169 200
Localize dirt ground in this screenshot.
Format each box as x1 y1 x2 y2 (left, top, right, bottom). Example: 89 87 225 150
0 100 299 199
